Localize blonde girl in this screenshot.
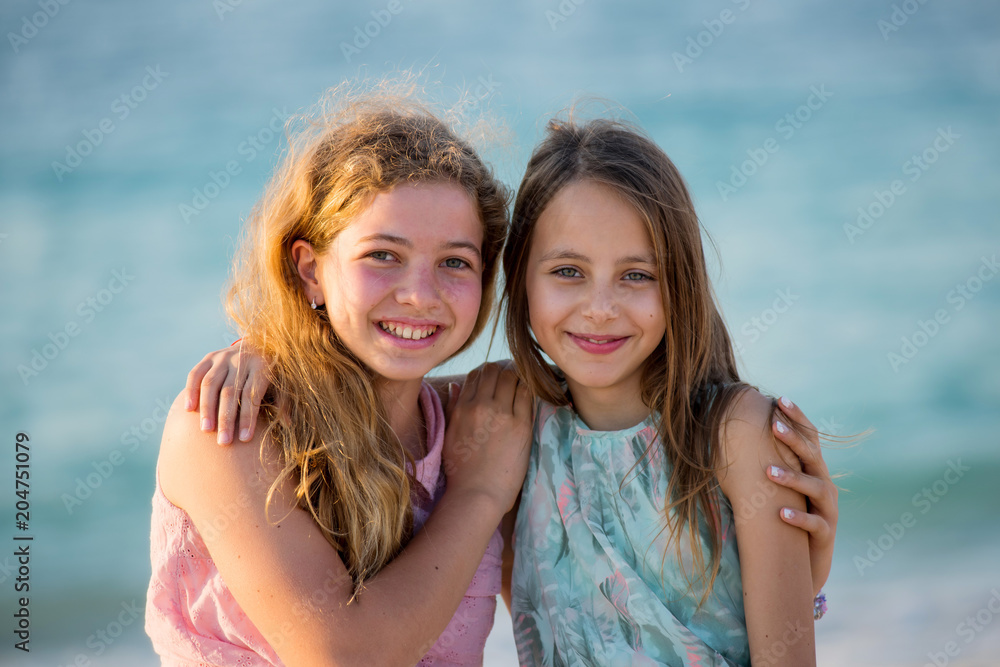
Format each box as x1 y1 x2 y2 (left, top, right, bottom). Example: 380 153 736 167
146 88 533 666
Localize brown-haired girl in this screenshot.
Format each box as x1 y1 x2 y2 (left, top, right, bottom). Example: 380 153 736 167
504 116 823 665
146 86 533 666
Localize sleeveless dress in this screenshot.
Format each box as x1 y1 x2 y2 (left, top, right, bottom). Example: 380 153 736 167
511 401 750 666
145 382 503 666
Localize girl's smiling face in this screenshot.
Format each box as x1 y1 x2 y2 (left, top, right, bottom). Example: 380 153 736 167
306 181 484 382
525 180 666 413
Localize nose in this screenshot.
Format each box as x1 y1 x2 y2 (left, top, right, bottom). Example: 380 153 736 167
396 264 442 311
580 284 618 322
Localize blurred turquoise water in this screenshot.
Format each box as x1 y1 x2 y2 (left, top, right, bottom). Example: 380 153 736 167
1 1 998 665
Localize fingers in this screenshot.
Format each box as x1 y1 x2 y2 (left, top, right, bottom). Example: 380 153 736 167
778 505 831 542
460 365 485 403
198 358 228 434
237 369 268 442
215 368 243 445
776 396 819 446
444 382 461 422
184 354 214 412
461 362 501 403
772 406 827 478
767 464 831 509
513 380 533 421
492 368 520 413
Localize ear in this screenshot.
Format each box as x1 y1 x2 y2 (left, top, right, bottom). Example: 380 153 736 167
290 240 324 307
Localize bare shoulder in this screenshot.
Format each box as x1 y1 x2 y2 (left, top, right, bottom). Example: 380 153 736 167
158 390 281 517
717 387 801 486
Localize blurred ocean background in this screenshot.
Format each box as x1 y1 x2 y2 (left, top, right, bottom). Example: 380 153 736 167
1 1 998 665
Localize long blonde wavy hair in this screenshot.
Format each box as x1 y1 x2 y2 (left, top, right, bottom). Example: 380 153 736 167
226 84 509 594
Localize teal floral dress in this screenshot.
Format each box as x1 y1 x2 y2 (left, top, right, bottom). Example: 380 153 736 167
511 401 750 666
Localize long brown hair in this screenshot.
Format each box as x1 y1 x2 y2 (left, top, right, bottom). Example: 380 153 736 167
502 114 769 604
226 82 509 594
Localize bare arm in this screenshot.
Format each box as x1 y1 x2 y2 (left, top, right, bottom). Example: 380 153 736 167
499 496 520 613
160 363 532 667
718 389 816 666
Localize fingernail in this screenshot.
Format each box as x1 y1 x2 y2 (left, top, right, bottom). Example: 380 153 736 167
782 508 795 520
240 428 251 442
780 396 794 409
185 397 195 411
201 418 212 432
775 420 788 434
769 465 784 478
218 430 232 445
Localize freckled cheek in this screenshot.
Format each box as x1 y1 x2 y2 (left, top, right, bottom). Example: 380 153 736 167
439 277 482 325
346 266 398 308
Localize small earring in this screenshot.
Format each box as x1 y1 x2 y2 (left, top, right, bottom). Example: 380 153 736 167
311 297 317 310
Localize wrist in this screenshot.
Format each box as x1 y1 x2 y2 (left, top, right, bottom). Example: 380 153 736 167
440 484 509 524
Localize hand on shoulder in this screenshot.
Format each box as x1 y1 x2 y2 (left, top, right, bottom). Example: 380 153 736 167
157 390 284 523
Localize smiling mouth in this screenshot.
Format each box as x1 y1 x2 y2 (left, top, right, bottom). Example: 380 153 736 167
378 321 439 340
572 334 626 344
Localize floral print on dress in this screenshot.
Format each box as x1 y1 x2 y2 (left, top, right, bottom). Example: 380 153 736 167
512 400 750 666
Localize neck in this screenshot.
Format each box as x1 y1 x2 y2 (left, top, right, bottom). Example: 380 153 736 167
378 377 426 459
566 378 651 432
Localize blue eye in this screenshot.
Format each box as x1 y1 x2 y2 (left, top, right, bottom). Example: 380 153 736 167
368 251 394 261
555 267 580 278
443 257 469 269
624 271 653 281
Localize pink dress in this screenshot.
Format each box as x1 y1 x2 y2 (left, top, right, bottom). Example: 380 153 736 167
145 382 503 666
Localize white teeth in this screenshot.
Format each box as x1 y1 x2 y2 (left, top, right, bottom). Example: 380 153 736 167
379 322 437 340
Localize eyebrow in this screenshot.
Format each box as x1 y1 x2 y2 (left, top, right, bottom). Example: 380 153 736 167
358 233 482 260
538 248 656 265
